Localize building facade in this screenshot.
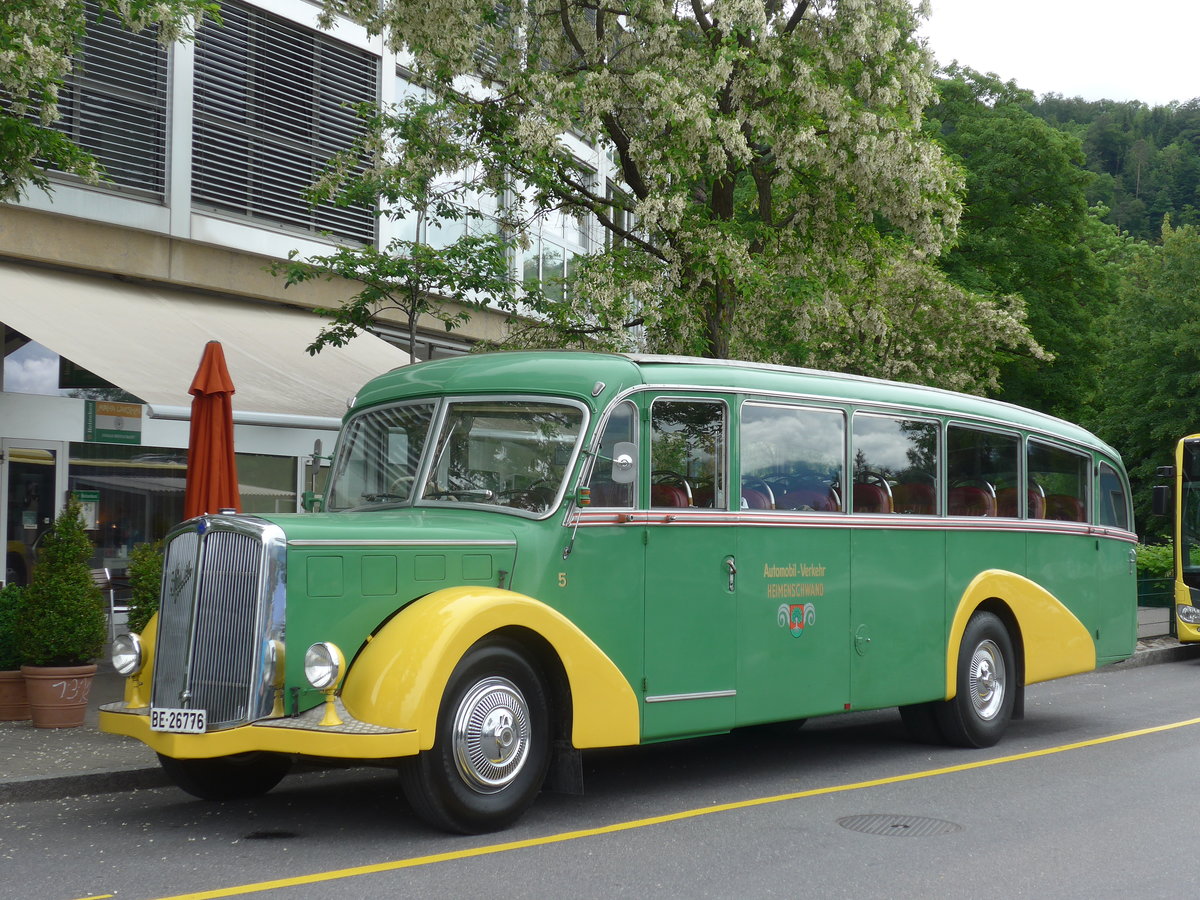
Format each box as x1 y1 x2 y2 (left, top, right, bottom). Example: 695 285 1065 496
1 0 617 586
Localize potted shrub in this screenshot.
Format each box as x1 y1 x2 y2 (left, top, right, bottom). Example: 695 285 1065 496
0 583 30 720
125 540 164 635
16 496 107 728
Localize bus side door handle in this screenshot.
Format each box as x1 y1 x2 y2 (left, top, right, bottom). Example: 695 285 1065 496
725 557 736 592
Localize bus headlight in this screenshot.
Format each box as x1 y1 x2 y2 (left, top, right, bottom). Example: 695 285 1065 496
1177 605 1200 625
304 641 345 690
111 632 143 676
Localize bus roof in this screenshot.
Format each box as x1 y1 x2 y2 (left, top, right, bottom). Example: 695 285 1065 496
351 351 1117 459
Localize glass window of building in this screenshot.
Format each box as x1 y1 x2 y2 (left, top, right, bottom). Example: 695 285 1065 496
192 0 378 243
50 0 170 197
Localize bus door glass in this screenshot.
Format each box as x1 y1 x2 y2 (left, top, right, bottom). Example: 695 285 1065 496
642 396 734 739
848 414 944 710
737 401 850 724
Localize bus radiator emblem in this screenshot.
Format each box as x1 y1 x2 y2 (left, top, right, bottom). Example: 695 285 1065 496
778 603 816 638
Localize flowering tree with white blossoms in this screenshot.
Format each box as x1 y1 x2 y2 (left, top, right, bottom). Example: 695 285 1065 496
313 0 1041 388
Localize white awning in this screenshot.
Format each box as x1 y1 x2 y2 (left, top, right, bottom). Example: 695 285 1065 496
0 261 409 425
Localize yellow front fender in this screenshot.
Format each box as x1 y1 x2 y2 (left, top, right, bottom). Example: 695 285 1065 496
340 586 641 751
946 570 1096 699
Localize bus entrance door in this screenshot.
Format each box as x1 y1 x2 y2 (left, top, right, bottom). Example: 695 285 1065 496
641 395 735 740
642 519 737 740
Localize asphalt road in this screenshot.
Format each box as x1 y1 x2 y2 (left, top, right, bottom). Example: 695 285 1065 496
6 656 1200 900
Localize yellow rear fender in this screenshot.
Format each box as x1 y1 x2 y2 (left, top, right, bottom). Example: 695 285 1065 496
340 586 641 751
945 570 1095 699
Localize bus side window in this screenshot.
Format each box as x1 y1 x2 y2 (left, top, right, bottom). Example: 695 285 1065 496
1097 461 1130 529
589 401 637 508
1028 440 1089 522
851 414 939 515
947 425 1020 517
650 399 726 509
741 402 844 512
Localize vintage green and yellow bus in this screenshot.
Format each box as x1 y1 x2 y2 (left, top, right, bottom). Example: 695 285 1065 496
101 352 1137 832
1153 434 1200 641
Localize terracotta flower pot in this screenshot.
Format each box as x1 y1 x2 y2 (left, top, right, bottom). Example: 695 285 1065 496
20 664 97 728
0 669 31 721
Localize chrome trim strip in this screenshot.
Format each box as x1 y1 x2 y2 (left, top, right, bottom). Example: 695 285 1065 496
569 511 1139 542
287 539 517 548
644 689 737 704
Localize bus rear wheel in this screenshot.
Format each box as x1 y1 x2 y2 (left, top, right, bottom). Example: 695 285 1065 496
934 611 1016 748
157 752 292 801
400 639 551 834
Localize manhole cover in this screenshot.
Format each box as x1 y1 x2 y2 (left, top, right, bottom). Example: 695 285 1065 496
837 814 960 837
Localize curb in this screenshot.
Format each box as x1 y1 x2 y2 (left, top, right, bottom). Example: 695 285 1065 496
1112 641 1200 670
0 767 168 804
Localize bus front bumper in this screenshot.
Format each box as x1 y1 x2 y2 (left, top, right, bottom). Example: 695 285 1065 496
99 701 421 760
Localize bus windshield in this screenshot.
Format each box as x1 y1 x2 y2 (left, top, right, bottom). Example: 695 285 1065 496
326 398 586 514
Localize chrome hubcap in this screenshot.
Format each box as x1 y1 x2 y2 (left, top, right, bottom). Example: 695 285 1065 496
969 639 1005 721
452 676 531 793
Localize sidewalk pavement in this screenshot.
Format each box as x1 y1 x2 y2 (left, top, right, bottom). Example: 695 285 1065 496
3 636 1199 805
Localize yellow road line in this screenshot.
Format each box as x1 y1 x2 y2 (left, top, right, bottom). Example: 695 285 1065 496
144 716 1200 900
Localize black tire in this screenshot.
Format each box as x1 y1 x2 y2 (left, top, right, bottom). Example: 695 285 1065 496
899 701 945 745
157 752 292 801
399 639 551 834
934 611 1016 748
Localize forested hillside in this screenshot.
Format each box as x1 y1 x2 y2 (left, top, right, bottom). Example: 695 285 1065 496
1030 94 1200 241
927 68 1200 535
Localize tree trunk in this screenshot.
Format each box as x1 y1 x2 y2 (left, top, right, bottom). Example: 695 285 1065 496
702 276 735 359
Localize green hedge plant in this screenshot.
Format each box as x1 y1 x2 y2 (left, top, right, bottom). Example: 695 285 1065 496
126 540 164 635
16 497 106 667
1135 543 1175 580
0 583 25 671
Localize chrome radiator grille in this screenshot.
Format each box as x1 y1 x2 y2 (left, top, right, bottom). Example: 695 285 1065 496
151 517 286 730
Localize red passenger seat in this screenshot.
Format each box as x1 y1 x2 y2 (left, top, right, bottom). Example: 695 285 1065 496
948 486 995 517
852 483 893 514
742 488 772 509
995 488 1046 518
651 484 690 508
779 488 837 511
892 482 934 515
1044 494 1086 522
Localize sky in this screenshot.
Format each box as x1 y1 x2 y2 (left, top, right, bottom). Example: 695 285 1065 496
919 0 1200 107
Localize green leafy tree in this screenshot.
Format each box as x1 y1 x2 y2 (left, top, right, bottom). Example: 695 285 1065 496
0 0 218 200
1092 220 1200 534
305 0 1041 377
16 496 106 667
929 66 1121 414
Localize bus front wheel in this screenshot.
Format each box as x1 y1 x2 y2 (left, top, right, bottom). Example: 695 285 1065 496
400 639 551 834
934 611 1016 748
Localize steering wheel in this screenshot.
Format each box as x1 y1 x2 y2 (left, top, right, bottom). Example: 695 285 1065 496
496 487 553 512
